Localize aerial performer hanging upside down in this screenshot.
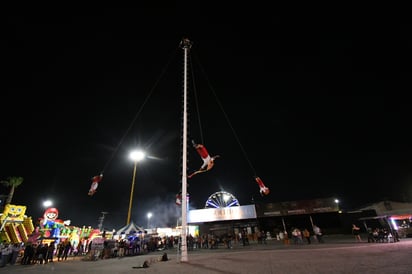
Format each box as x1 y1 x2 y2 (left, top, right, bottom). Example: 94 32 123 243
188 140 220 179
88 174 103 196
255 176 270 195
175 192 182 206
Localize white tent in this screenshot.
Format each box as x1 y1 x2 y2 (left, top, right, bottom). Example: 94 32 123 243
116 221 145 235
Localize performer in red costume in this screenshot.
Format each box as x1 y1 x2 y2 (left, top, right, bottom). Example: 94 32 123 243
188 140 219 179
175 192 182 206
255 176 270 195
88 174 103 196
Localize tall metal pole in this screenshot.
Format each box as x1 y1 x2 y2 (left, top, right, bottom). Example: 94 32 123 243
180 37 192 262
126 161 137 225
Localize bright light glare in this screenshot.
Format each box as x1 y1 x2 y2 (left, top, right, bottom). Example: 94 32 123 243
130 150 145 162
147 212 152 219
391 218 399 230
43 200 52 207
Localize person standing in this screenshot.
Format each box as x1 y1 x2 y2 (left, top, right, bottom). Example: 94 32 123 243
10 243 21 265
303 228 311 244
62 240 71 260
21 243 35 265
39 243 49 264
313 225 324 243
57 242 64 261
1 243 12 267
352 224 362 242
241 229 247 246
47 241 56 263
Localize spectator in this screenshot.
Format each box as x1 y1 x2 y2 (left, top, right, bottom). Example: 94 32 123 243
313 225 324 243
47 241 56 263
10 243 21 265
303 228 311 244
352 224 362 242
1 242 12 267
21 243 35 265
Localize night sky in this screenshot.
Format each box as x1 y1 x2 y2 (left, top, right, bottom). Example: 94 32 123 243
2 9 411 230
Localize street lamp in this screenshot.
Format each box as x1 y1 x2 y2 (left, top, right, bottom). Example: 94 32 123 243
147 212 152 229
126 150 145 225
43 200 52 208
334 198 342 213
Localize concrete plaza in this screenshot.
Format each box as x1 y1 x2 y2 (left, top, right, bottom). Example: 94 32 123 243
2 235 412 274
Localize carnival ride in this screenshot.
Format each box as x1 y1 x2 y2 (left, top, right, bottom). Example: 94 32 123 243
205 191 240 208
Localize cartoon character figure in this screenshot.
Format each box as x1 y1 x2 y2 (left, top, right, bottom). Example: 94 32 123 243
255 176 270 195
41 207 63 238
188 140 220 178
88 174 103 196
0 204 26 223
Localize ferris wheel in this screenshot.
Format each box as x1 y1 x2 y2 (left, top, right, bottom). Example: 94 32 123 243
204 191 240 208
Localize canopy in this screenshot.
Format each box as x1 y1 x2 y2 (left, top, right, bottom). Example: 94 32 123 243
116 221 145 235
357 201 412 217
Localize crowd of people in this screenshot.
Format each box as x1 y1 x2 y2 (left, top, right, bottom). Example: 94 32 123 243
1 223 404 267
0 239 75 267
366 227 400 243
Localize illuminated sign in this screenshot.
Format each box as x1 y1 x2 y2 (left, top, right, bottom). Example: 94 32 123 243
188 205 257 223
257 197 339 217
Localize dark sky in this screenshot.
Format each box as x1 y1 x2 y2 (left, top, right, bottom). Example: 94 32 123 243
1 9 411 230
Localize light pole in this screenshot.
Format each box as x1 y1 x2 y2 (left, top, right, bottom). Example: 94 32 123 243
147 212 152 229
334 198 341 213
126 150 145 225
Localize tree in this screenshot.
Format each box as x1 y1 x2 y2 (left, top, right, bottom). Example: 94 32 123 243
0 176 24 205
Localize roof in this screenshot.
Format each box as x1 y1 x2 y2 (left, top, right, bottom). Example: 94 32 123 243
116 221 145 235
357 200 412 216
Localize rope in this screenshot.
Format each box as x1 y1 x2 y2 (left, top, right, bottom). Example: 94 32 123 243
189 51 205 144
99 45 180 175
192 49 258 176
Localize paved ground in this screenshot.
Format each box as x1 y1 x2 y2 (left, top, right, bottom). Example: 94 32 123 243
2 235 412 273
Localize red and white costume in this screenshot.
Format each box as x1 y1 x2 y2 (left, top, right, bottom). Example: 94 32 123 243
88 174 103 196
188 141 219 179
176 193 182 206
255 176 270 195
